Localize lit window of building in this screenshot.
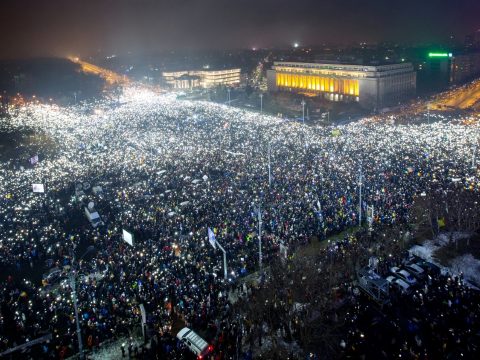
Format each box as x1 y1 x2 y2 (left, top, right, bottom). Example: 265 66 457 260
267 61 416 109
162 68 241 89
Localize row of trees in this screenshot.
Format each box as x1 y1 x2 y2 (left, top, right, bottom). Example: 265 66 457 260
411 182 480 245
235 222 412 358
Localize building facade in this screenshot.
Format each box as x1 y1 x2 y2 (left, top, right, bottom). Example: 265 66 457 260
420 51 480 90
450 52 480 84
162 68 241 89
267 61 416 109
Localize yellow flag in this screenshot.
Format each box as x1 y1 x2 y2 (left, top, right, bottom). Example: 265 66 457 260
438 218 445 228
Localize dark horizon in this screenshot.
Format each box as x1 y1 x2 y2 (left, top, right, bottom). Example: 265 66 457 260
1 0 479 59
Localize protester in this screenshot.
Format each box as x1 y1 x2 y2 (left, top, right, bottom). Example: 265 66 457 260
0 86 478 358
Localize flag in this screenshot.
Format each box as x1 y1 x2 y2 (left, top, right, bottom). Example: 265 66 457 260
30 155 39 165
208 228 217 249
438 218 445 228
122 229 134 246
32 184 45 193
331 129 341 137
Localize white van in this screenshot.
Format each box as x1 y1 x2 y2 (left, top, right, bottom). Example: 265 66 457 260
84 207 103 228
176 327 212 359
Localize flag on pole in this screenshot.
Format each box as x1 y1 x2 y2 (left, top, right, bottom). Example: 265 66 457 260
30 155 39 165
208 227 217 249
438 217 445 228
331 128 342 137
32 184 45 193
122 229 134 246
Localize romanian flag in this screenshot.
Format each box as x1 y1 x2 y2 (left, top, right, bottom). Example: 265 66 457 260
331 129 341 137
438 218 446 228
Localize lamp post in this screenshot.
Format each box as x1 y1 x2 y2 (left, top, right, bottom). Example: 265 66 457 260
227 88 231 104
260 93 263 113
215 240 228 280
301 100 306 124
472 137 478 169
253 203 263 277
358 167 365 226
301 100 307 147
258 205 262 276
268 142 272 187
70 245 95 360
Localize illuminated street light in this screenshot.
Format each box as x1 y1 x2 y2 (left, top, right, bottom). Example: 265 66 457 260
268 142 271 187
301 99 306 124
358 167 365 225
473 138 479 169
70 245 95 360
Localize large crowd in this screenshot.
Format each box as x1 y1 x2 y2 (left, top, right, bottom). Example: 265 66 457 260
0 86 479 358
343 266 480 359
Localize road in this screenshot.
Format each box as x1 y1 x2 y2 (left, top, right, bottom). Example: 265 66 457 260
69 57 128 85
430 78 480 110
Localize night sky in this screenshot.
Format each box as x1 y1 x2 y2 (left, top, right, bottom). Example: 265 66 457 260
1 0 479 58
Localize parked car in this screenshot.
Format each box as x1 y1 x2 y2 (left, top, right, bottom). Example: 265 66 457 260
416 260 441 276
390 267 417 285
405 263 426 279
42 268 63 286
386 276 411 294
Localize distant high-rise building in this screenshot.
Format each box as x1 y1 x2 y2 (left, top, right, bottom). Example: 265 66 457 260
451 52 480 83
465 35 474 49
423 51 480 86
465 29 480 50
475 29 480 48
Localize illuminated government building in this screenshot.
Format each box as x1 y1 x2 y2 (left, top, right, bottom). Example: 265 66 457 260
162 68 241 89
267 61 416 109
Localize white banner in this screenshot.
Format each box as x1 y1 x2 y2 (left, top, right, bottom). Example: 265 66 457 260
32 184 45 193
30 155 39 165
208 228 217 249
123 229 134 246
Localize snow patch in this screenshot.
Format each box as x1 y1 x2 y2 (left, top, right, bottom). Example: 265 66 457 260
409 232 480 288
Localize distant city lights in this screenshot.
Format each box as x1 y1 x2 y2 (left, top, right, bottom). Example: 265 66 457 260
428 52 453 58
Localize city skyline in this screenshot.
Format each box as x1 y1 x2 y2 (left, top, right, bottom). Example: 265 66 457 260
1 0 479 59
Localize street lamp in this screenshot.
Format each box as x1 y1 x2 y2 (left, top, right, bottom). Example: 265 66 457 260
268 142 272 187
357 167 365 226
253 203 263 277
301 100 307 147
227 88 231 104
260 93 263 113
301 100 306 124
472 137 479 169
70 245 95 360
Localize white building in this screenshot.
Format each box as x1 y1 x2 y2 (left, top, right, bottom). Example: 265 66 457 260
162 68 241 89
267 61 416 109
